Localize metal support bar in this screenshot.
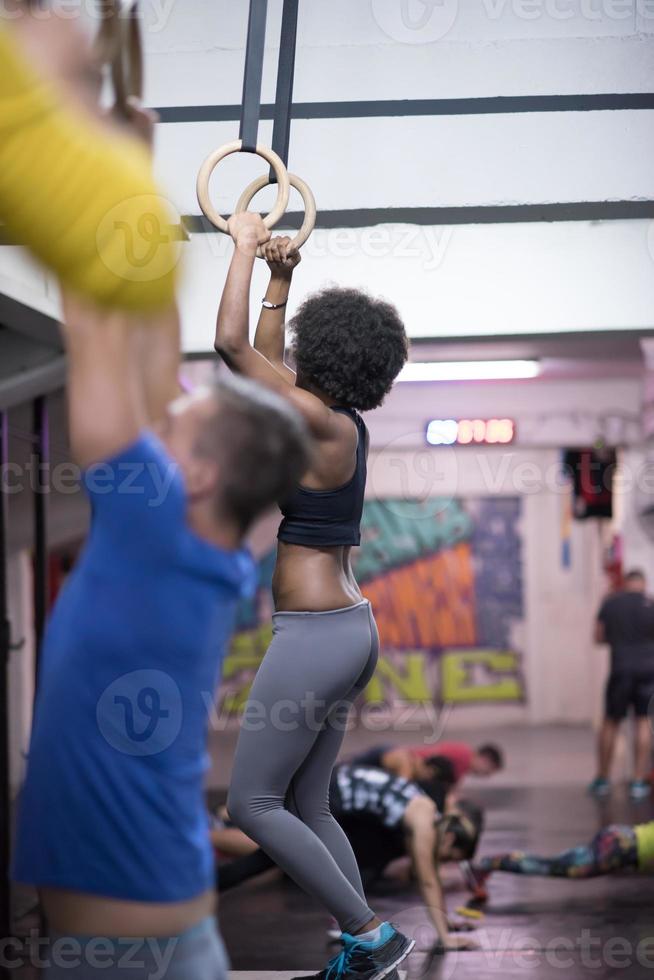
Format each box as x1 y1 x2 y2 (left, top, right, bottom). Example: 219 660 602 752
269 0 299 182
0 409 12 957
32 397 49 688
239 0 268 152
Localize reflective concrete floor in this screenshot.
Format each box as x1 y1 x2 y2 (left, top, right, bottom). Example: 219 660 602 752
220 782 654 979
11 726 654 978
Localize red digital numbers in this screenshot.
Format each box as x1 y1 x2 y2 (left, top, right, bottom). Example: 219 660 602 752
426 419 515 446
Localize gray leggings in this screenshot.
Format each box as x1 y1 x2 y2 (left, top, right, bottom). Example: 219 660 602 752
227 599 378 934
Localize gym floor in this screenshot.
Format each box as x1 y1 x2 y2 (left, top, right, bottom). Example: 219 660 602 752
214 725 654 979
12 725 654 978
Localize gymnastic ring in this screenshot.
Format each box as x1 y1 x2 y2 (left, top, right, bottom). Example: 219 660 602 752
196 141 291 236
235 172 317 257
112 2 144 113
94 1 119 63
94 0 143 114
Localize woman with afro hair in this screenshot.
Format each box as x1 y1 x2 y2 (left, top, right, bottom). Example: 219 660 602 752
215 213 452 977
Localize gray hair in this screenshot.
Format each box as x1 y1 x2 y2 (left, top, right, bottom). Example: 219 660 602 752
195 375 312 535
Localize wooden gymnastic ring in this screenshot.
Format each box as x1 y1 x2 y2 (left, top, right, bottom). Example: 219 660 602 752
94 1 119 64
95 0 143 114
196 141 291 235
235 172 317 257
112 2 143 112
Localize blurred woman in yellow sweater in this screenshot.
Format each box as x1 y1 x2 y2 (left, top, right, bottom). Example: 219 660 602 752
0 11 179 311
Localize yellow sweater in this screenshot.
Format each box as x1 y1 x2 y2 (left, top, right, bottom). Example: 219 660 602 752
635 821 654 871
0 29 178 311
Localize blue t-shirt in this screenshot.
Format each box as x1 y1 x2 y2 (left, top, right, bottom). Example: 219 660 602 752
12 433 255 903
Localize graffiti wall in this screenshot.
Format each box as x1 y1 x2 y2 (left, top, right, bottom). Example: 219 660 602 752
218 497 526 717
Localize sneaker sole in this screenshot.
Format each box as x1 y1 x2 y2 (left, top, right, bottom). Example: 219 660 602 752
371 938 416 980
292 948 413 980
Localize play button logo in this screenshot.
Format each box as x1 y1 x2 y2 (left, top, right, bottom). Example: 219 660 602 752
372 0 459 43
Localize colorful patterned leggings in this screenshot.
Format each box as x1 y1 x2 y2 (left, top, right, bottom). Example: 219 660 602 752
477 824 638 879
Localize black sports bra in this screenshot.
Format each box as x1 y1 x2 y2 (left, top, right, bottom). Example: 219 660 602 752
278 407 368 548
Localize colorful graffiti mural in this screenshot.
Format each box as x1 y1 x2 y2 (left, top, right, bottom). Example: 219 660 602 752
219 497 525 714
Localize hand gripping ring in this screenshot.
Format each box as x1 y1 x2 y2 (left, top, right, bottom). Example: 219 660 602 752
235 172 317 257
196 141 291 235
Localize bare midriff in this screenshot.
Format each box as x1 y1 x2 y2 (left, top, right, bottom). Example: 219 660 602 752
40 887 215 938
273 542 363 612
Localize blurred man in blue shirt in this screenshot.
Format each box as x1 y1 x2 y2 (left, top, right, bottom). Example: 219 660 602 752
13 296 310 980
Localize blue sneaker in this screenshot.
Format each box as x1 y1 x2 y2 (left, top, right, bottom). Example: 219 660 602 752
588 777 610 798
295 973 400 980
296 922 414 979
629 780 651 801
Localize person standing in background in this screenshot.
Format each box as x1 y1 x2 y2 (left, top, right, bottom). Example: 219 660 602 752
590 570 654 801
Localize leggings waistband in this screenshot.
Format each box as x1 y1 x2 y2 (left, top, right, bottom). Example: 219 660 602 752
272 599 370 621
49 915 217 946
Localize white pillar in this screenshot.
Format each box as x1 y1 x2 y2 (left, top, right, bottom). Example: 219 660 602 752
641 338 654 443
7 551 35 795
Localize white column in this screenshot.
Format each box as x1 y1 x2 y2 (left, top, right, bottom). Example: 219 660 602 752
7 551 35 795
641 339 654 443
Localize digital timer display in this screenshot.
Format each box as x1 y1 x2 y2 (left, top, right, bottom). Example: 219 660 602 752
426 418 516 446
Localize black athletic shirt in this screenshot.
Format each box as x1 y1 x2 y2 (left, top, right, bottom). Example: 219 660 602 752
598 591 654 674
330 765 430 872
330 765 427 828
278 407 368 547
